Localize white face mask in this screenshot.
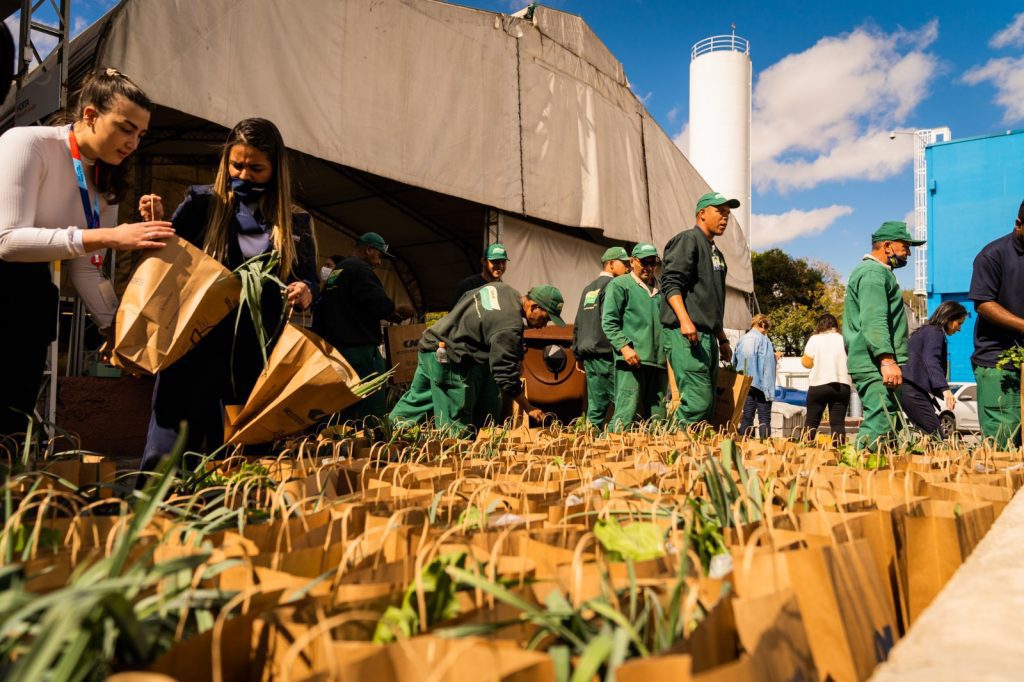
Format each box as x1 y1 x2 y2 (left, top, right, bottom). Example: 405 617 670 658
320 266 332 281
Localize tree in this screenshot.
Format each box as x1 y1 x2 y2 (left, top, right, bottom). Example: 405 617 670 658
751 249 844 355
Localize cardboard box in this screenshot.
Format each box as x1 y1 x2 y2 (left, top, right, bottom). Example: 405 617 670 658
386 323 426 384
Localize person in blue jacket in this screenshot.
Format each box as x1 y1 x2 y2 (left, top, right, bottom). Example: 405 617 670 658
734 314 780 438
901 301 967 437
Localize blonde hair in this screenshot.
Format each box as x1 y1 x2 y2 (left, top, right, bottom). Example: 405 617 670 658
204 118 295 278
751 313 770 329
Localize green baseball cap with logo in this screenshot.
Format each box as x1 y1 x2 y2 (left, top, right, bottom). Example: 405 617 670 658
695 191 741 215
601 246 629 263
528 284 566 326
356 232 395 259
485 243 509 261
871 220 925 246
631 243 659 260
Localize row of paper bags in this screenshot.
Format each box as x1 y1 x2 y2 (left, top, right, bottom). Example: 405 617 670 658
109 236 362 444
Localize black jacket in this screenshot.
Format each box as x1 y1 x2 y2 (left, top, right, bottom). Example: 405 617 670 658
660 227 727 334
154 185 319 444
449 273 489 309
312 256 396 347
902 324 949 398
571 273 615 358
421 282 525 397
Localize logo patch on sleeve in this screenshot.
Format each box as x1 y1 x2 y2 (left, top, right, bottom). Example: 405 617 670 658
478 285 501 311
583 289 600 309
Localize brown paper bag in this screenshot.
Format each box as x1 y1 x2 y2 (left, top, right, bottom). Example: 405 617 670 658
386 323 427 384
226 324 361 444
900 499 995 624
733 539 896 682
112 236 241 373
333 635 556 681
41 454 116 498
732 589 818 682
616 654 693 682
711 366 753 430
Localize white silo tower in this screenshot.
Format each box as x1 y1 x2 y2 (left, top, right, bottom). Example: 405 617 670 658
689 31 751 243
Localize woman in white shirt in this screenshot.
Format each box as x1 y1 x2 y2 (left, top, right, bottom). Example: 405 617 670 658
801 313 852 444
0 68 174 437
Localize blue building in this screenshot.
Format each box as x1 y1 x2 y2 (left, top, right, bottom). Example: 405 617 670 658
926 129 1024 382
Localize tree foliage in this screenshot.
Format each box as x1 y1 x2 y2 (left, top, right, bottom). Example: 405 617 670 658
751 249 844 355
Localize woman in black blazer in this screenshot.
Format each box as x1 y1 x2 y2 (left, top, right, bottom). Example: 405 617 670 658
901 301 967 437
138 118 318 467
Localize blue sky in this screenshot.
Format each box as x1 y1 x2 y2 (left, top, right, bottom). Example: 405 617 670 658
468 0 1024 287
15 0 1024 287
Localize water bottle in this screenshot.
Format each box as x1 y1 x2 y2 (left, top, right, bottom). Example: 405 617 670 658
436 341 449 364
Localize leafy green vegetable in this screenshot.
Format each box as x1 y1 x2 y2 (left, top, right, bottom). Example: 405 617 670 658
373 552 469 644
594 518 665 563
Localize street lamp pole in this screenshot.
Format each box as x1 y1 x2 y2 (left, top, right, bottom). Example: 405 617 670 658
889 127 952 316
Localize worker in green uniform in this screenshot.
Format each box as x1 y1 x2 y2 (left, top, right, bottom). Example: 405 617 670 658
842 221 923 451
602 243 667 431
571 246 630 429
450 243 510 427
389 283 564 437
661 191 737 428
312 232 414 422
450 243 510 307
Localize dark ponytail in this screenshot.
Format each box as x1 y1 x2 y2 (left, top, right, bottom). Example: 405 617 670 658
60 68 153 204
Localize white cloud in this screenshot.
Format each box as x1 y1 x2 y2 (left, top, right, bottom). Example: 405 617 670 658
72 16 89 38
749 205 854 249
991 13 1024 49
666 106 679 123
672 123 688 157
751 21 940 193
755 128 914 192
962 56 1024 123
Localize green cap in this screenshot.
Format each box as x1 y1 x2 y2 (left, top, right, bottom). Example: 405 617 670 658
527 284 566 327
631 243 659 260
356 232 395 259
601 246 629 263
695 191 741 215
871 221 925 246
485 243 509 261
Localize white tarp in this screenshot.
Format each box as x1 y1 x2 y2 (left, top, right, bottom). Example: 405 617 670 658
500 215 606 324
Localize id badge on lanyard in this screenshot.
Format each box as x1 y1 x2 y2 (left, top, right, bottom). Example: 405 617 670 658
68 125 104 270
711 248 724 272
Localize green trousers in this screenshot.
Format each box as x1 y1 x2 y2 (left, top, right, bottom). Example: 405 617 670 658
850 370 904 452
974 365 1021 450
468 363 503 428
608 362 667 432
664 329 718 428
340 344 388 423
389 351 475 437
582 356 615 429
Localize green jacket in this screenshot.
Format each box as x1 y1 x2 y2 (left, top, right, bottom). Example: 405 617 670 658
571 273 615 358
659 227 727 334
420 282 525 397
602 273 665 367
843 256 909 373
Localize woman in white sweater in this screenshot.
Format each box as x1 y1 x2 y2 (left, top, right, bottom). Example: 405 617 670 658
801 313 852 444
0 68 174 437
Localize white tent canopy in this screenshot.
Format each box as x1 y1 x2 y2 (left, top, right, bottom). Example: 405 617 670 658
4 0 753 321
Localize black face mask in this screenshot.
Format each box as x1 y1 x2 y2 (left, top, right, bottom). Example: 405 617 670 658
888 253 908 269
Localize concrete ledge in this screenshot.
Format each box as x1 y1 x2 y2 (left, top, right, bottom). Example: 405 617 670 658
871 489 1024 681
